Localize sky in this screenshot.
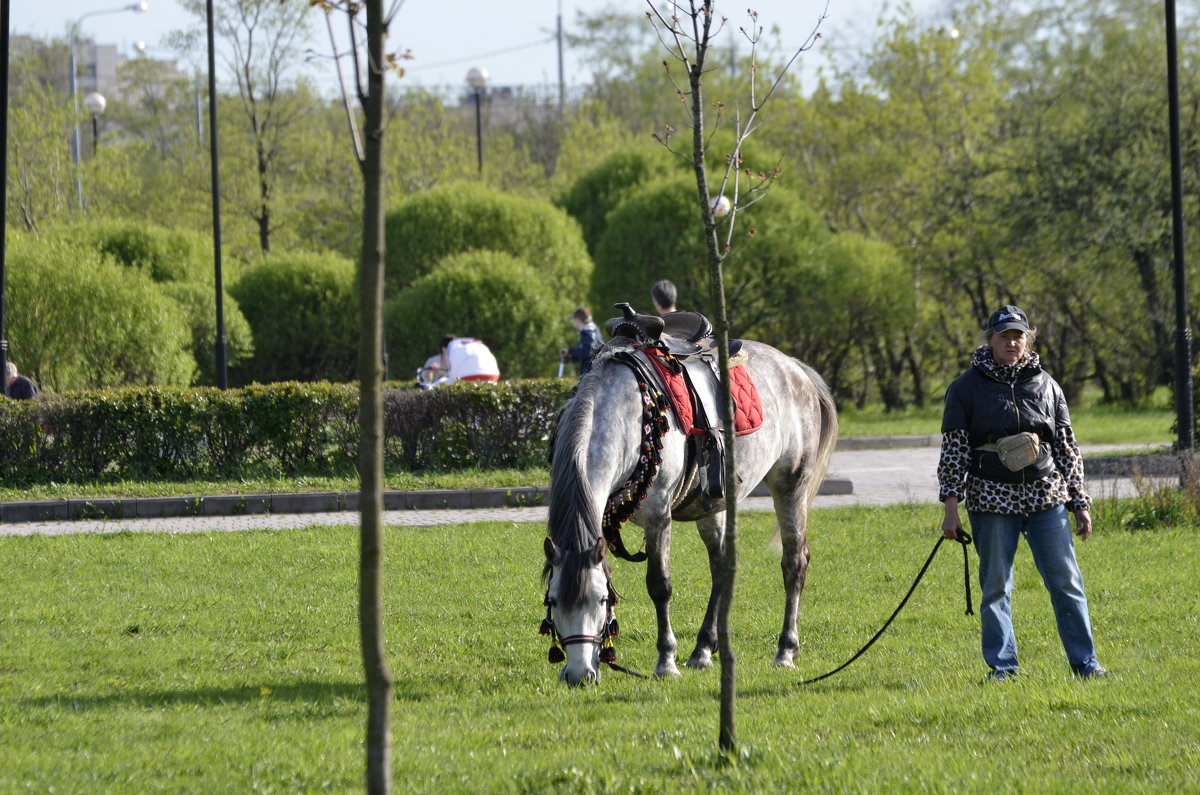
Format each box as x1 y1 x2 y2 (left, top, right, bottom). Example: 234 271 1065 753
9 0 953 95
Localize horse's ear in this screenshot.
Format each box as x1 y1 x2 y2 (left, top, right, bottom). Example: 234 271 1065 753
591 535 607 565
544 537 559 565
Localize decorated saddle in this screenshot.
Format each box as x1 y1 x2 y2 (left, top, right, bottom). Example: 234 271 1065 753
603 303 764 510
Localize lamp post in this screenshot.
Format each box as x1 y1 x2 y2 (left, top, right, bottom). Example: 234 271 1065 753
2 0 11 387
68 1 148 210
466 66 489 173
83 92 106 156
206 0 228 389
1164 0 1194 458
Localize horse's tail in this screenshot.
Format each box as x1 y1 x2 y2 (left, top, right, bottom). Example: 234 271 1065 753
803 363 840 509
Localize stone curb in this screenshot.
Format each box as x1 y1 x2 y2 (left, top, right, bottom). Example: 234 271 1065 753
1084 455 1181 478
836 434 940 450
0 480 853 525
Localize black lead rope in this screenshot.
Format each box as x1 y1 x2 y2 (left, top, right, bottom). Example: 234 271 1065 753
800 529 974 686
605 661 649 679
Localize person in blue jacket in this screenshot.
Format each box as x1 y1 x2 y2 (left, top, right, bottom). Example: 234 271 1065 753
938 304 1109 682
558 307 603 376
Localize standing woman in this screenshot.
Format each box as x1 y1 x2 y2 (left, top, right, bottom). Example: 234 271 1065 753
938 305 1109 681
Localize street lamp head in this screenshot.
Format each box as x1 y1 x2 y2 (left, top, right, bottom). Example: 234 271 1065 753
466 66 489 91
940 25 960 40
129 1 150 12
84 92 108 116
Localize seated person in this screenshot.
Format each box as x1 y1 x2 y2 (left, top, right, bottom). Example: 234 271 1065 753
416 353 447 388
440 334 500 383
4 361 40 400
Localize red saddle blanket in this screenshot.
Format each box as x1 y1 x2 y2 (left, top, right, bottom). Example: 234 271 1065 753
643 348 764 436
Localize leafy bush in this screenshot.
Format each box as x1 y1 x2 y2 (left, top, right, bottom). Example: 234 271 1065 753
72 219 212 283
0 380 574 485
591 173 834 332
4 233 195 391
556 146 673 255
385 251 573 380
229 251 358 385
159 281 255 386
384 182 593 300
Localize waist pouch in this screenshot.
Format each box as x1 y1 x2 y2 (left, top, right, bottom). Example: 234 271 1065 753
976 432 1041 472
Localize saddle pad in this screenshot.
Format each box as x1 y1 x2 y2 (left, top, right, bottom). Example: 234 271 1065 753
643 349 763 436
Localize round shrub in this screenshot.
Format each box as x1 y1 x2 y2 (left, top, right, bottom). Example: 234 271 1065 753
556 146 674 255
385 250 573 381
385 182 593 300
5 233 195 390
159 281 255 386
72 219 212 283
229 251 358 384
591 172 832 333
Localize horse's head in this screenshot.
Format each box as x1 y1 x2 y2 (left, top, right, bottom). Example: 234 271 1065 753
542 536 617 686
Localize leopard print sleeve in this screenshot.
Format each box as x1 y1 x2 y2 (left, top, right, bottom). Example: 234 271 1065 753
1053 425 1091 511
937 429 971 502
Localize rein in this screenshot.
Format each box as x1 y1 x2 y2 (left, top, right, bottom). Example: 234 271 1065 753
799 529 974 685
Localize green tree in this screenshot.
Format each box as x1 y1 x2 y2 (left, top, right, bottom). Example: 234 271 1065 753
6 52 76 231
999 2 1200 402
174 0 317 254
787 9 1014 406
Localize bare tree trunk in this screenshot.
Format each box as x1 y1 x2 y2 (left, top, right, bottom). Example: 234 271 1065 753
685 16 738 757
358 1 392 791
257 143 271 253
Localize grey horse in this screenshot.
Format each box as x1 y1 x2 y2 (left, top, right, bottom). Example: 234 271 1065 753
543 340 838 685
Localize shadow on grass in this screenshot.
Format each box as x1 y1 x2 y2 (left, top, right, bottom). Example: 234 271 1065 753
21 679 365 711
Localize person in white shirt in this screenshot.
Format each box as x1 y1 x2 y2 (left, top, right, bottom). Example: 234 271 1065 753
438 334 499 383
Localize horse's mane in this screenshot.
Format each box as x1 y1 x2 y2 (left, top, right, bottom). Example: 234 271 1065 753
543 348 623 607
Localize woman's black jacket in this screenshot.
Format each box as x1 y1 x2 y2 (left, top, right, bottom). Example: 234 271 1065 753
941 358 1069 484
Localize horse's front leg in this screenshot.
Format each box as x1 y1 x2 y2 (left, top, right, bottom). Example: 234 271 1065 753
642 514 680 678
684 512 724 669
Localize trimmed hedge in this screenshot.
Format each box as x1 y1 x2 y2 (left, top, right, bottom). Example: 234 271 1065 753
0 380 575 486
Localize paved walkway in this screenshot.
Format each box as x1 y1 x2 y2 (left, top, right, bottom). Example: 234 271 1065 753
1 443 1167 537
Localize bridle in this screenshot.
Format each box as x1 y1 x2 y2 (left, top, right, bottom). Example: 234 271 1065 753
540 578 647 679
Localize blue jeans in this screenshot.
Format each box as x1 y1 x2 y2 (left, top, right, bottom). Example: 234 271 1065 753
968 505 1100 675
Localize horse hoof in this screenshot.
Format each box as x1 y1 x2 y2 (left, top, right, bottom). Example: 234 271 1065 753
684 651 714 670
773 652 797 668
654 663 681 679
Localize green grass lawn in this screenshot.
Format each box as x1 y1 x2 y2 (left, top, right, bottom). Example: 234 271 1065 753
837 402 1175 445
1 505 1196 791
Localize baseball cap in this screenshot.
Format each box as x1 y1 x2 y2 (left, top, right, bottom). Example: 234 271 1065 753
988 305 1030 334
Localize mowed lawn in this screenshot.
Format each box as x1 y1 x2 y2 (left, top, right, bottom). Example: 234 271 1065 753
1 505 1196 792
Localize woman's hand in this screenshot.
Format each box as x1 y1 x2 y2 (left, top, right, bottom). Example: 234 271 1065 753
1074 508 1093 540
942 497 963 540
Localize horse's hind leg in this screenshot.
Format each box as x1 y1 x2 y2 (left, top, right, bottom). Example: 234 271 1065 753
684 512 724 669
772 484 811 668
